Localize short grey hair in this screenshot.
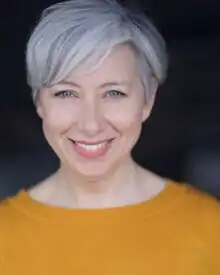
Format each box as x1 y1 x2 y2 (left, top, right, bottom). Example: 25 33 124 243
26 0 168 102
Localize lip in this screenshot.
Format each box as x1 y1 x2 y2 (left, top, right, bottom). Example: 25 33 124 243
69 138 114 159
69 138 114 145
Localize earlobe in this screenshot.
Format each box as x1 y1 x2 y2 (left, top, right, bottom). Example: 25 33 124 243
142 104 152 122
142 78 158 122
35 90 44 119
36 101 43 119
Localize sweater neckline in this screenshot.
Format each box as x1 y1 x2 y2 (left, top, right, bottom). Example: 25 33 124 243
8 181 187 225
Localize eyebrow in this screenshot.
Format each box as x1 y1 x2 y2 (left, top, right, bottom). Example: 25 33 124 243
57 80 130 88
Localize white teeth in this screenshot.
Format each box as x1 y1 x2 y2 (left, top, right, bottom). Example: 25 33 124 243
75 142 106 151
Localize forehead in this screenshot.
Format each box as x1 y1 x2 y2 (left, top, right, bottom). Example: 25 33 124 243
65 44 139 84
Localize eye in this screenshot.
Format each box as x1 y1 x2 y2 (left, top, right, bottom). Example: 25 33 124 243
54 90 77 98
106 90 126 98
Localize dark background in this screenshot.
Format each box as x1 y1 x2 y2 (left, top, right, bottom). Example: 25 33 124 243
1 0 220 198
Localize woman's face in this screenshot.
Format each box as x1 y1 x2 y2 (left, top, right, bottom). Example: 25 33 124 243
37 44 156 179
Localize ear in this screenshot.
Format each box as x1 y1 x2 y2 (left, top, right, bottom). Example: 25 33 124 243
36 103 43 119
35 93 44 119
142 77 158 122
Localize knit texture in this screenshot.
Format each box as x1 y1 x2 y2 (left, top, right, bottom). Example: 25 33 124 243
1 182 220 274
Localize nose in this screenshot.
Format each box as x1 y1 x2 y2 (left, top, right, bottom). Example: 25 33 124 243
77 100 104 136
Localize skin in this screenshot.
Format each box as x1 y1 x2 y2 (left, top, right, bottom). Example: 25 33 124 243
29 44 166 209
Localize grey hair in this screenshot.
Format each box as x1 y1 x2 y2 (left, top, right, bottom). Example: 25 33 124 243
26 0 168 102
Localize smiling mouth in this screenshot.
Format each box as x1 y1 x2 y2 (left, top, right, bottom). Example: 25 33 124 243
69 138 114 156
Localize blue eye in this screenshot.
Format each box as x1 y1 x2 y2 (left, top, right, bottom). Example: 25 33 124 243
54 90 76 98
107 90 126 98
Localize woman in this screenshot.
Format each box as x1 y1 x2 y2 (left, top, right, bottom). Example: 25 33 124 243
1 0 220 274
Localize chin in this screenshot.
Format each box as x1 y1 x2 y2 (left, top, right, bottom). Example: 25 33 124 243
79 164 112 179
65 159 119 181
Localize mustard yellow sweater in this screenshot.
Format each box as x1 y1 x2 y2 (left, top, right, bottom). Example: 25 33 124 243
1 182 220 274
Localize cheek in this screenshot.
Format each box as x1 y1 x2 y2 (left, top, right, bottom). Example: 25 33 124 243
106 106 143 132
105 93 147 129
106 109 143 155
42 104 76 134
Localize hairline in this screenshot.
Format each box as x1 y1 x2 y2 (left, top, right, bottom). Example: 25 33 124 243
32 41 154 103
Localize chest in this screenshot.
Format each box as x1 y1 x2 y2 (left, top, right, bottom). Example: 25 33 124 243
2 224 214 275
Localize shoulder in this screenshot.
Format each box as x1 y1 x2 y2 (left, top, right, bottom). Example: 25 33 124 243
0 196 20 236
0 197 18 268
171 181 220 215
176 182 220 213
171 183 220 267
171 182 220 237
0 193 39 272
0 191 39 266
0 192 31 245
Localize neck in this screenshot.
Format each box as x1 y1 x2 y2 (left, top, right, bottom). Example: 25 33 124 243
29 158 166 209
54 158 149 208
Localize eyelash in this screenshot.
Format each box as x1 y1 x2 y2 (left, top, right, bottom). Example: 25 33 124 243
106 90 126 98
54 90 127 98
54 90 76 98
